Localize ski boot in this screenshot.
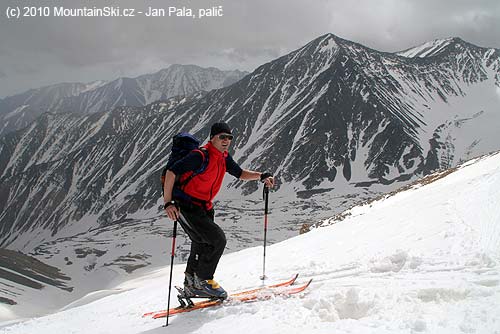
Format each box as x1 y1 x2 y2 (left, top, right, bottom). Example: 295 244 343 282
175 273 227 308
192 273 228 300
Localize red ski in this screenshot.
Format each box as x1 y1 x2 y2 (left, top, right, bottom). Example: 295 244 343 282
150 278 312 319
143 274 309 319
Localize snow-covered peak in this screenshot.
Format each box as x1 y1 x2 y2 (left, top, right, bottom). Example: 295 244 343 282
397 37 465 58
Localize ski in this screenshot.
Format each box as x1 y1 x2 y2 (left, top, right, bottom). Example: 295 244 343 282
143 274 300 318
146 277 312 319
151 278 312 319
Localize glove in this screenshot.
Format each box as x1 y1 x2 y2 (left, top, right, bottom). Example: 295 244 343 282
260 172 273 182
163 200 177 210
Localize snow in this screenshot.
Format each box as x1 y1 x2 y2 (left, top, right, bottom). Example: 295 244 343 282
81 80 108 94
3 105 29 120
397 38 455 58
379 51 500 168
317 35 339 55
2 151 500 333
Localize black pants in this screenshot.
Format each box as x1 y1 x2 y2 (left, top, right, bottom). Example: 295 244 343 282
177 201 227 280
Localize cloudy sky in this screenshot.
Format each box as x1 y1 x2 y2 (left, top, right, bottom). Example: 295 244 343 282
1 0 499 98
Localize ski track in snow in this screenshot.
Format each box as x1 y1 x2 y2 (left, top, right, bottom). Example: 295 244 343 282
2 153 500 333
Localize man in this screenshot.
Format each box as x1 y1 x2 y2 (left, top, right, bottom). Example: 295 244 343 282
163 122 274 299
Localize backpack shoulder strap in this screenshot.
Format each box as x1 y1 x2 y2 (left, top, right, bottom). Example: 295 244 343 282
192 147 206 158
192 148 208 171
177 147 209 188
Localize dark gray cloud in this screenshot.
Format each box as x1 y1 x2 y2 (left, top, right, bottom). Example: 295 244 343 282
1 0 499 97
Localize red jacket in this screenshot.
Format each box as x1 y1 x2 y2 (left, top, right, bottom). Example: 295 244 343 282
180 142 228 210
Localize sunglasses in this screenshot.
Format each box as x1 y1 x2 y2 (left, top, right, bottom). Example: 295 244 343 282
218 134 234 140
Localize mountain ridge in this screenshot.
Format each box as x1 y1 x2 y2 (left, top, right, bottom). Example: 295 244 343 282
0 65 247 137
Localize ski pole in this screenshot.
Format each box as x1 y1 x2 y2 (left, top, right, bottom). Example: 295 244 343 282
260 184 269 281
164 219 178 327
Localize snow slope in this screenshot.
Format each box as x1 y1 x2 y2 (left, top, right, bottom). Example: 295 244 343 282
1 151 500 333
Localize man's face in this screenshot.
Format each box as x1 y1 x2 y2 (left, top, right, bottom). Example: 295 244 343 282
211 133 233 152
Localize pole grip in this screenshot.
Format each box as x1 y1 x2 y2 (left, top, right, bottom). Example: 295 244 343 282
264 185 269 214
170 221 177 256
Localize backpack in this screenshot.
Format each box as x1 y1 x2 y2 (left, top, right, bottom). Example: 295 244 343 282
160 132 209 195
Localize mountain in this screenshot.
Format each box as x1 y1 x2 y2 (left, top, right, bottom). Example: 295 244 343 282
0 65 247 137
0 33 499 299
0 81 106 137
2 149 499 331
53 65 247 116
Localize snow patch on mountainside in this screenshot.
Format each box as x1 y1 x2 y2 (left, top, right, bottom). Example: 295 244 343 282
3 106 29 120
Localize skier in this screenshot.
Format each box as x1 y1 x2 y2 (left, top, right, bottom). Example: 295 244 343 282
163 121 274 299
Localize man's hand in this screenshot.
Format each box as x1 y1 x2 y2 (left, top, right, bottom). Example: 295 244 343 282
260 172 275 188
164 201 180 221
263 177 274 188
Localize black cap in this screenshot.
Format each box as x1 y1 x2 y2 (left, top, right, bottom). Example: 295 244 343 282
210 122 232 138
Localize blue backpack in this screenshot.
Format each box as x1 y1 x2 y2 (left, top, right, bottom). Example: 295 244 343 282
160 132 209 195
